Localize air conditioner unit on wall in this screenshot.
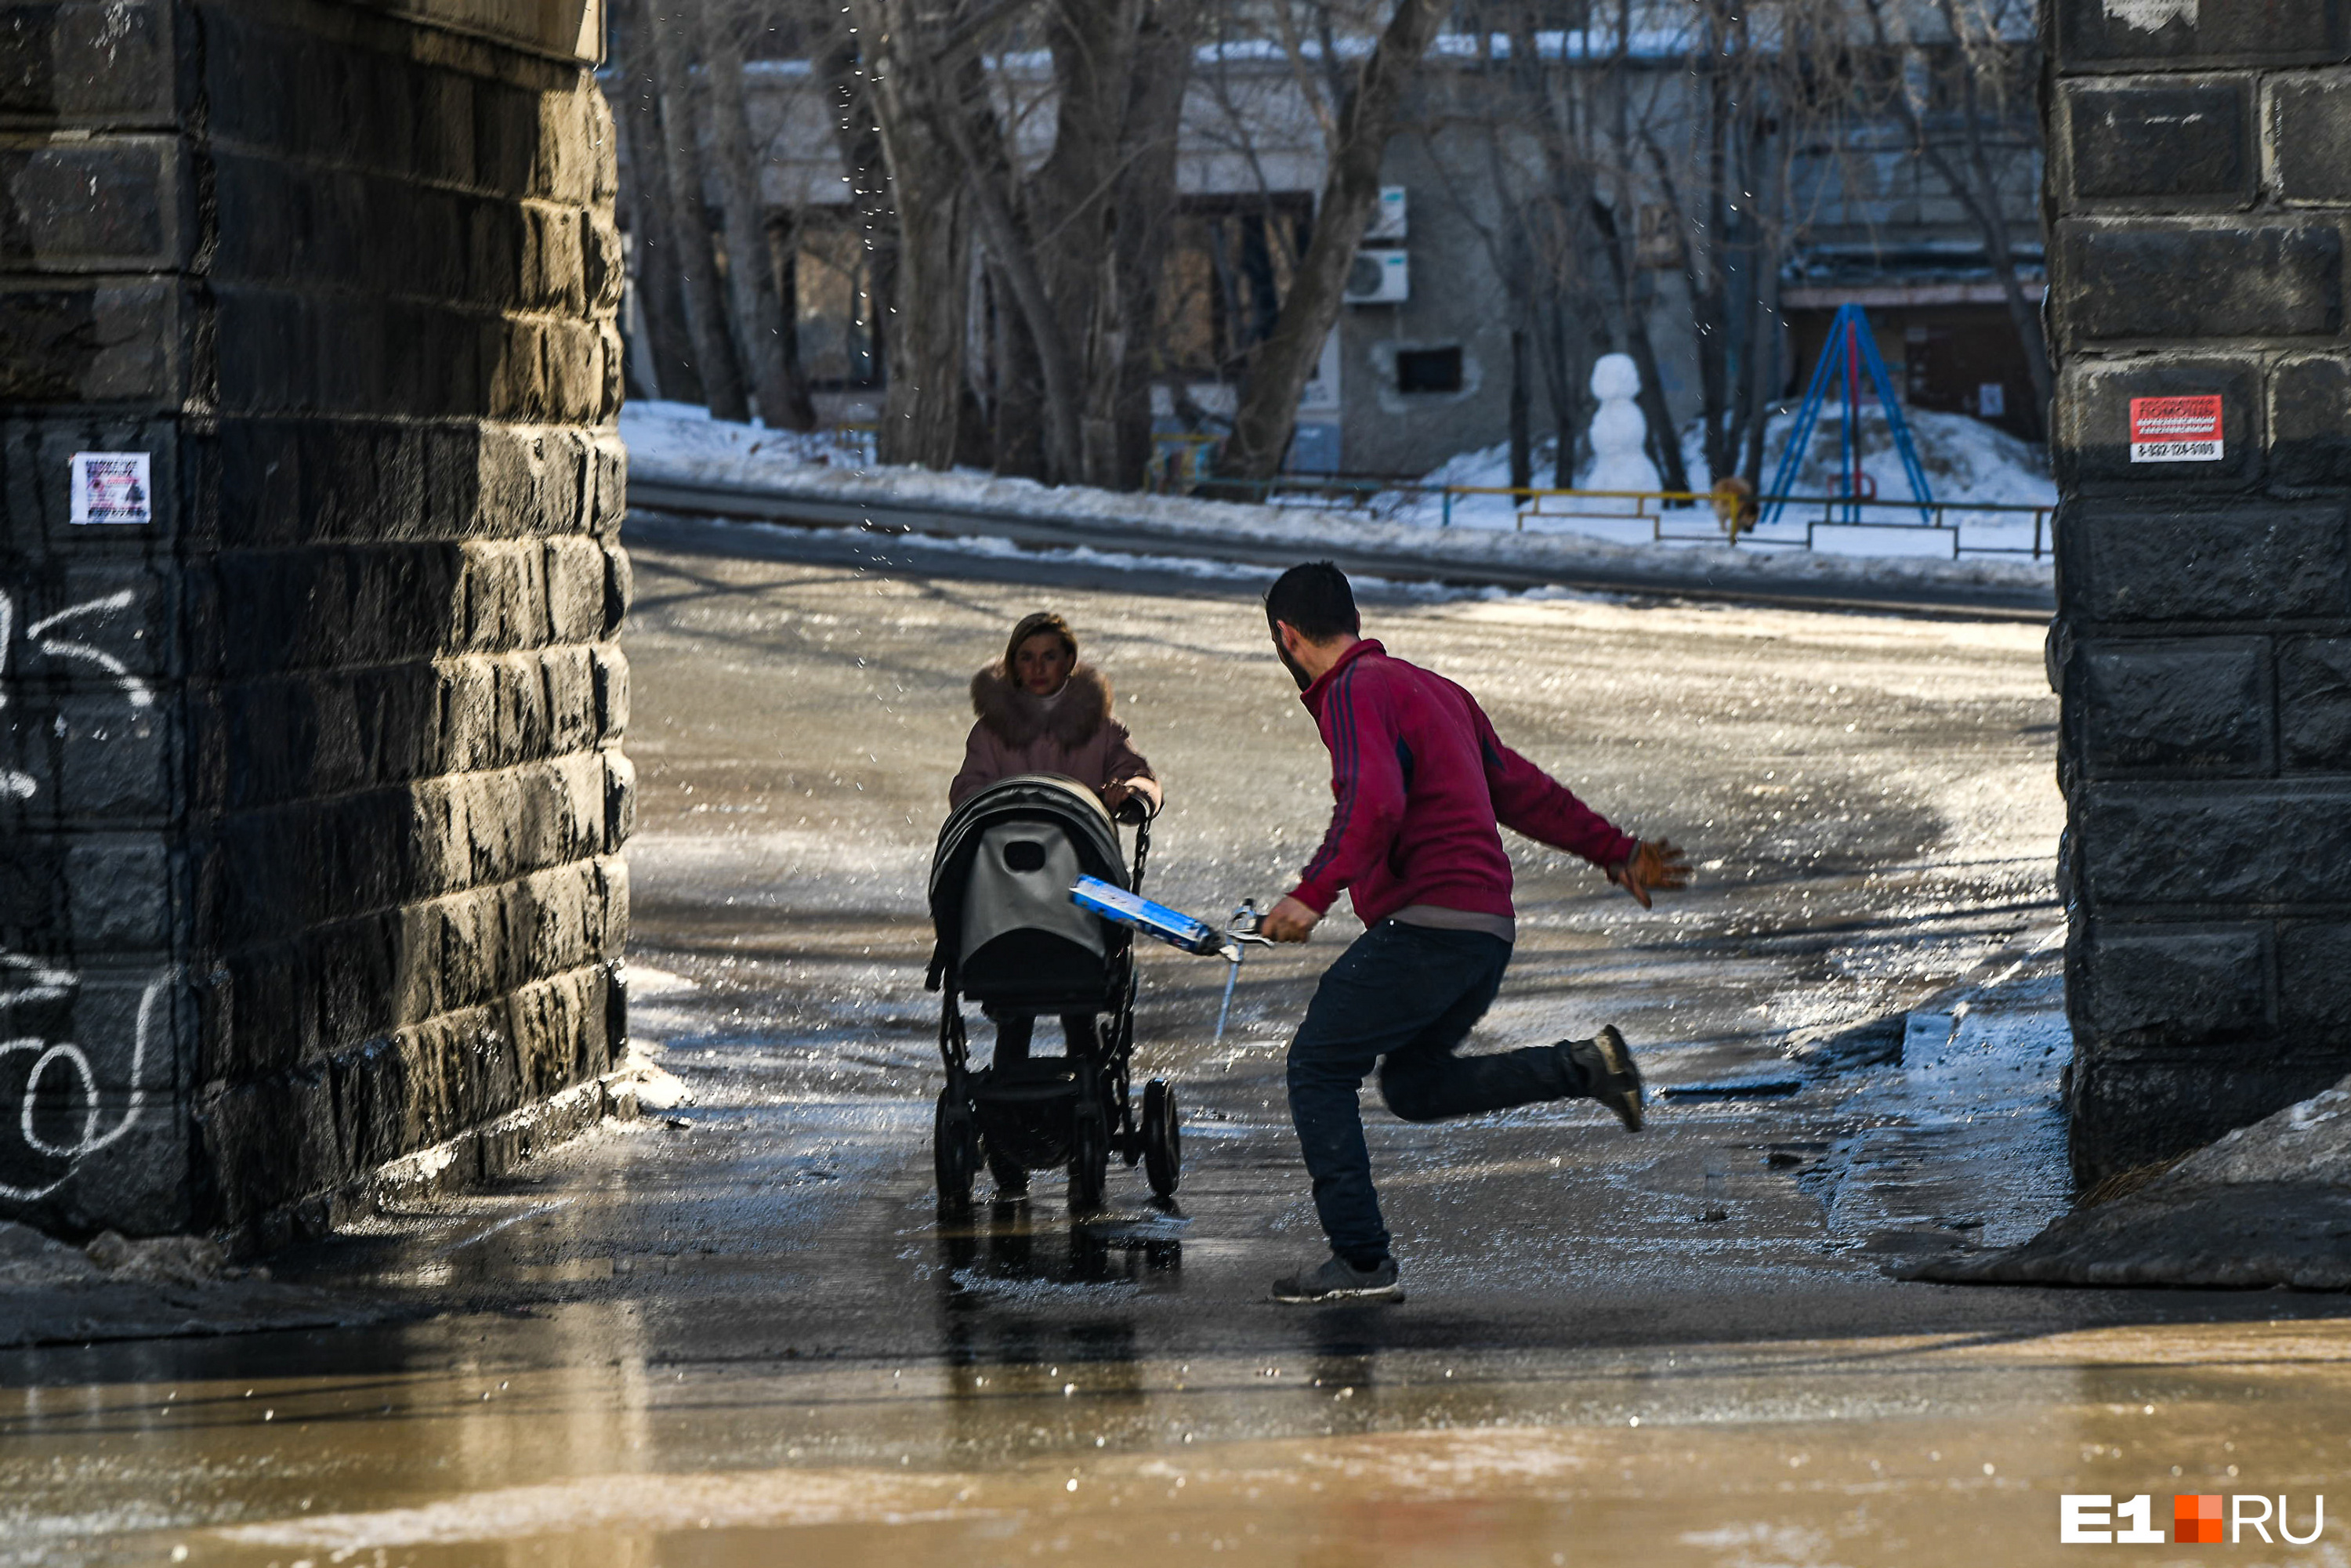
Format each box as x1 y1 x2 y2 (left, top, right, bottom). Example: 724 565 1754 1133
1365 186 1407 242
1343 250 1409 305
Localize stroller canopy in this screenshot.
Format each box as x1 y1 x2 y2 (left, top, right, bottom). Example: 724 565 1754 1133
929 775 1130 1010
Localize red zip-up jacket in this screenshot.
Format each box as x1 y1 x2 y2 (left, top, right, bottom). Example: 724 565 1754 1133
1286 639 1636 928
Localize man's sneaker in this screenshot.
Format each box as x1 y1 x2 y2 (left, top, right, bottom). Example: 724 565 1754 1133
1270 1254 1404 1304
1563 1024 1645 1132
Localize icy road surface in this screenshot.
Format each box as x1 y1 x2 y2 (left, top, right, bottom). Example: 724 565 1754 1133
7 513 2351 1568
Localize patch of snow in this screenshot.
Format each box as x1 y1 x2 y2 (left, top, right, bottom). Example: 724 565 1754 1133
1816 976 2073 1250
0 1222 101 1288
947 1269 1139 1302
0 1222 257 1291
1708 404 2057 510
625 400 2059 588
621 963 700 1000
624 404 2052 598
607 1059 695 1112
379 1139 461 1185
620 401 871 486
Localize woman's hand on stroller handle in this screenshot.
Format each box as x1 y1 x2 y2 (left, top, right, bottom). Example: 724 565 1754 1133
1103 779 1154 822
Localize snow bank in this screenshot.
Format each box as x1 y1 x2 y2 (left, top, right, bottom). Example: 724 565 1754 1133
1916 1070 2351 1289
619 403 2054 600
621 400 871 481
1395 404 2057 559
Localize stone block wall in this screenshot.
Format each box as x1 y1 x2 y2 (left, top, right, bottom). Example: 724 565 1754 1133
0 0 630 1238
2050 0 2351 1178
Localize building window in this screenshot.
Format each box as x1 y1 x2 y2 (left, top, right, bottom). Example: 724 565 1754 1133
1394 345 1464 394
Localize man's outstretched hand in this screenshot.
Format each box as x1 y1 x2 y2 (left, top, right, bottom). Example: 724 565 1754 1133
1260 895 1322 943
1609 838 1692 909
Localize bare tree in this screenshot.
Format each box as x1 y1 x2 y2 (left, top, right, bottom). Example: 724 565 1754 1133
956 0 1202 488
1581 5 1691 494
1415 2 1762 487
820 3 900 396
1222 0 1449 483
702 0 821 429
687 0 1981 495
647 1 753 421
845 0 978 468
1462 106 1610 487
1419 11 1685 490
828 0 1201 486
611 0 705 403
1099 8 1198 486
1634 0 1874 486
935 42 1089 483
1863 0 2049 434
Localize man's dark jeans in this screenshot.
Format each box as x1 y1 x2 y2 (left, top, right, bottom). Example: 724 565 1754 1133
1287 919 1577 1265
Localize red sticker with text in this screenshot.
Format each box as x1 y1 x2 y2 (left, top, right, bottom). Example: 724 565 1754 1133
2129 395 2222 462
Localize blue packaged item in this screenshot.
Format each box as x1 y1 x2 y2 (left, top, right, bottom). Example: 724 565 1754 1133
1070 876 1224 956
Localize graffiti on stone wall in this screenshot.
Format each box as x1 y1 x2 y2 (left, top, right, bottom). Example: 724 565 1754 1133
0 955 170 1201
0 585 154 800
0 585 168 1202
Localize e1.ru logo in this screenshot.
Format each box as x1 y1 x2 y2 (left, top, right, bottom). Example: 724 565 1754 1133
2061 1494 2324 1544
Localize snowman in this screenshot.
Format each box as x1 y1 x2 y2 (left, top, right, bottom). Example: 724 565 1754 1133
1579 352 1661 513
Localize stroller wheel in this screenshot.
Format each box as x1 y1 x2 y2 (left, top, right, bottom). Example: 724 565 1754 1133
1068 1103 1110 1214
934 1087 979 1214
1141 1078 1181 1197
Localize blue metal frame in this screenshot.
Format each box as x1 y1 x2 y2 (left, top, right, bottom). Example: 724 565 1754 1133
1760 302 1936 527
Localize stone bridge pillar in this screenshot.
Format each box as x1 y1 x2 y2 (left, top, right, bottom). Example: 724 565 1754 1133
0 1 631 1240
2051 0 2351 1178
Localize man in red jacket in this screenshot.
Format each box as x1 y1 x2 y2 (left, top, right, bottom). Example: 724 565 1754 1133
1258 563 1689 1303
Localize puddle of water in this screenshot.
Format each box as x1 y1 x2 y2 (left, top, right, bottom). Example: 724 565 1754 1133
21 1317 2351 1568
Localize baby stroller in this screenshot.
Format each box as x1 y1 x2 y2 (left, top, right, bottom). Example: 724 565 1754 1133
926 774 1183 1212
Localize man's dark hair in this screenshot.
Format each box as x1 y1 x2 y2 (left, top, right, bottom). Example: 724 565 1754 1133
1265 562 1360 642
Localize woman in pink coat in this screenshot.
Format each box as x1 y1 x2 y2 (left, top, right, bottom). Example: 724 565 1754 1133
949 613 1161 1149
949 611 1161 816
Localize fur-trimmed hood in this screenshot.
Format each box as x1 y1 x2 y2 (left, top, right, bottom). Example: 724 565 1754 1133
970 662 1113 750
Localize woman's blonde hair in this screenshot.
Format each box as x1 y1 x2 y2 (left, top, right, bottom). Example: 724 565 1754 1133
1004 611 1078 672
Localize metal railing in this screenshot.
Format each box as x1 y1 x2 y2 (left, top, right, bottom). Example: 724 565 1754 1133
1140 451 2051 562
792 429 2056 563
1469 486 2052 560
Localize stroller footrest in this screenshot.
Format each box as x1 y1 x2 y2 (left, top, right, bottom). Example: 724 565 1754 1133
973 1066 1080 1106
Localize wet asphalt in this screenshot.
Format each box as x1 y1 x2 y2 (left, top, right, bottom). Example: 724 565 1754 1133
5 512 2349 1567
